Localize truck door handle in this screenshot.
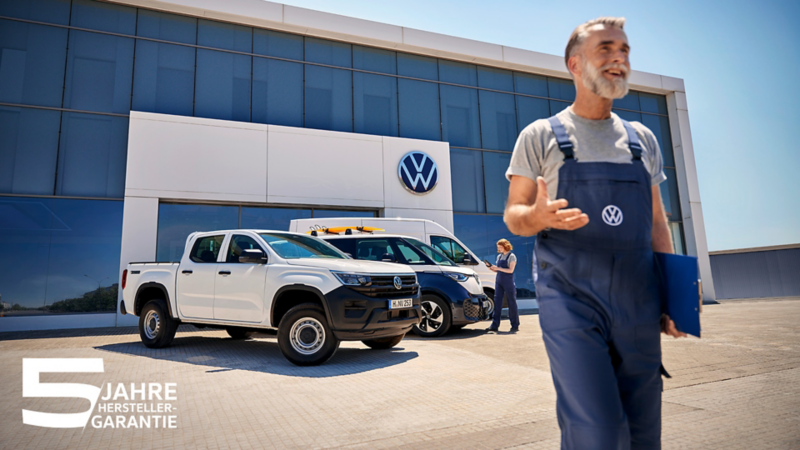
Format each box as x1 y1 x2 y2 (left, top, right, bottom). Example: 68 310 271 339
218 270 231 275
182 270 193 274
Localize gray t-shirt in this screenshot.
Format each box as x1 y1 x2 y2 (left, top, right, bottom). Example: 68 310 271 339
496 252 517 265
506 106 667 199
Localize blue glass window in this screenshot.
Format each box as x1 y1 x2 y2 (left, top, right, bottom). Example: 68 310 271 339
440 85 480 148
305 37 351 68
516 96 549 131
0 0 70 25
304 65 352 132
450 148 484 213
549 100 570 115
132 41 195 116
661 168 682 221
136 9 196 44
479 91 517 151
487 215 536 297
514 72 548 97
477 67 513 91
56 112 129 198
613 109 642 122
398 79 440 141
0 197 123 314
63 31 134 114
253 29 303 59
613 91 640 111
354 73 398 136
70 0 136 34
252 30 303 127
642 113 674 167
353 46 396 74
547 77 575 101
156 203 239 262
194 49 251 122
453 213 489 262
197 19 251 53
439 60 477 86
0 106 60 195
241 207 311 231
483 152 511 214
397 53 437 80
0 20 68 107
639 92 668 115
312 209 376 218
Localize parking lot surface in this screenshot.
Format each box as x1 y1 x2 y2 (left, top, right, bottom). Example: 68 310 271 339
1 299 798 449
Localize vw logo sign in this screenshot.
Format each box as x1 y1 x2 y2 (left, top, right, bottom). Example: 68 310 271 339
398 151 438 195
393 276 402 290
602 205 624 226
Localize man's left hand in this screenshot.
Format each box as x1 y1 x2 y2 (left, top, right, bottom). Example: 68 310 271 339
661 314 687 338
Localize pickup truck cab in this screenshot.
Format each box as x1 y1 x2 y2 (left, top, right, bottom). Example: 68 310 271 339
318 233 490 338
121 230 421 366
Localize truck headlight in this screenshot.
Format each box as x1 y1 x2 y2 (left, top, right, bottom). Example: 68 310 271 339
332 271 371 286
445 272 468 282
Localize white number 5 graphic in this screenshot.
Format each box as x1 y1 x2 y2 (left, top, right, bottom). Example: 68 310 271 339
22 358 104 428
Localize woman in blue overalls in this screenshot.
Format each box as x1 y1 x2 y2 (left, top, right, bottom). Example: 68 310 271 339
486 239 520 333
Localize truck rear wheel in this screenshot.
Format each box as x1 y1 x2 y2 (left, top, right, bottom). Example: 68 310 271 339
278 304 340 366
226 327 254 340
362 333 405 349
139 299 178 348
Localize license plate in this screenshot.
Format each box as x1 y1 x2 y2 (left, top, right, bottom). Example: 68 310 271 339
389 298 413 309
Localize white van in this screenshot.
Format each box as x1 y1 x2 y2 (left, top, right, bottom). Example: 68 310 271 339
289 217 497 298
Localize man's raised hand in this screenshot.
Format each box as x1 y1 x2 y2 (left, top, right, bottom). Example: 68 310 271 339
532 177 589 231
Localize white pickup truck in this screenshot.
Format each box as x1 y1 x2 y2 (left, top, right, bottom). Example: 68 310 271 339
121 230 421 366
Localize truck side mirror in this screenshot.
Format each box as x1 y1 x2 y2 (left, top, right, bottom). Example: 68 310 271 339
239 249 268 264
381 253 396 263
462 253 473 264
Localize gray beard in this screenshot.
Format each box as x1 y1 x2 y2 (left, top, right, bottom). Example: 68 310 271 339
582 60 629 99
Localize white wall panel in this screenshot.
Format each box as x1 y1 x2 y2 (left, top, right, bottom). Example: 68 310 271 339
267 126 385 207
126 112 268 203
116 195 159 327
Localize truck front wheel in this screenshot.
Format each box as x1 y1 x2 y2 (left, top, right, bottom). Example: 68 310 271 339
362 334 405 349
278 304 340 366
139 299 178 348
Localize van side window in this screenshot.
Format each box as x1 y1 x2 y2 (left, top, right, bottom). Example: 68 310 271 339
226 235 264 263
392 239 428 265
431 236 468 264
190 235 225 263
355 239 395 261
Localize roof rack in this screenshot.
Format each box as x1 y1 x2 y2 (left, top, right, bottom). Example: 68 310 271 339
308 226 384 236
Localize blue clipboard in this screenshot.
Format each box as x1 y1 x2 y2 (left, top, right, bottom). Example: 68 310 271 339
655 252 701 338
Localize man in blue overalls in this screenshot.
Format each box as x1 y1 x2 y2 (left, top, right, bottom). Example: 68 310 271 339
504 17 686 449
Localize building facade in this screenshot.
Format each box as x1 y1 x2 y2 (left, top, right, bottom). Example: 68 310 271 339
0 0 714 331
710 244 800 300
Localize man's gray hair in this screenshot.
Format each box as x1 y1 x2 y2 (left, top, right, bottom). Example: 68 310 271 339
564 17 626 71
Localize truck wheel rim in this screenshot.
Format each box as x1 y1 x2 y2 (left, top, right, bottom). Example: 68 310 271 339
144 310 160 339
290 318 325 355
485 298 495 317
418 301 443 332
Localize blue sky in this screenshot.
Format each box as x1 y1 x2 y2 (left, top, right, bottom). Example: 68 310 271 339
278 0 800 251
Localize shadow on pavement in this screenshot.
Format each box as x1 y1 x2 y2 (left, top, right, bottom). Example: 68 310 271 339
94 333 418 378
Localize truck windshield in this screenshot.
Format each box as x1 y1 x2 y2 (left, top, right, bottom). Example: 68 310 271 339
404 238 457 266
259 233 347 259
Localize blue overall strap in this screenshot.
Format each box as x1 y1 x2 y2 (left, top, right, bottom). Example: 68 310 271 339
621 120 643 160
548 116 575 160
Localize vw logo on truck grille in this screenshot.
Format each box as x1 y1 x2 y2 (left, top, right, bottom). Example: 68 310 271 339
398 151 438 195
393 276 402 290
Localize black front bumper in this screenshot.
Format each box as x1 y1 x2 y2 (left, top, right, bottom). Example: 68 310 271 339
324 286 422 340
452 293 492 325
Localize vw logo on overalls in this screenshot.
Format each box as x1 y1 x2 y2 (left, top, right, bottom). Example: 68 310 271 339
602 205 624 226
393 276 402 290
398 151 438 195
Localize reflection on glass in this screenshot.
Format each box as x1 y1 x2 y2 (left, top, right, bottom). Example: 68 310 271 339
397 53 437 80
661 168 682 220
0 197 122 315
549 100 571 115
514 73 548 97
194 49 251 122
132 40 195 117
613 91 640 111
450 149 485 213
547 78 575 101
305 37 351 68
156 203 238 262
613 109 642 123
305 65 353 132
479 91 517 151
438 60 477 86
70 0 136 35
516 96 549 131
441 85 480 148
242 207 311 231
354 73 398 136
252 58 303 127
669 222 685 255
312 209 376 219
483 152 512 214
353 45 396 74
398 79 440 141
477 67 513 91
0 106 60 195
642 114 674 167
0 0 70 25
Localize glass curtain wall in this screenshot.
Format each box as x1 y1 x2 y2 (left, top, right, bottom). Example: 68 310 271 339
0 0 682 304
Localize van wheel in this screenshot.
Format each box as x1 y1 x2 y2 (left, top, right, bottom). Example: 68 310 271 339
226 327 254 340
278 304 340 366
412 295 451 338
362 334 404 349
139 299 178 348
483 288 496 317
